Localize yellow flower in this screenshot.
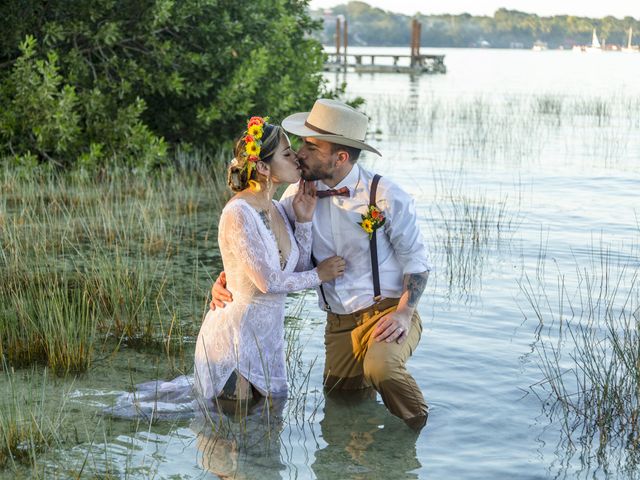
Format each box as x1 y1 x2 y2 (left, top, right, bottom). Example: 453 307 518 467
361 219 374 233
248 124 263 139
248 179 261 192
245 141 260 156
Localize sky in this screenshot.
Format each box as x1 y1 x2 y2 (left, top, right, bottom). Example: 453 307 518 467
309 0 639 19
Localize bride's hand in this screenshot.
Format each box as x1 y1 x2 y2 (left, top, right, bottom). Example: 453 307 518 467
292 179 317 223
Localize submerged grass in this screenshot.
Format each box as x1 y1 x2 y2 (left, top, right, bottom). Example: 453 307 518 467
521 240 640 451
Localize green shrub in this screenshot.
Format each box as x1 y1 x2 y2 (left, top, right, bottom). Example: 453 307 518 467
0 0 325 171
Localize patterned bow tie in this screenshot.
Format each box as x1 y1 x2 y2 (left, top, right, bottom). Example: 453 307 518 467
316 186 350 198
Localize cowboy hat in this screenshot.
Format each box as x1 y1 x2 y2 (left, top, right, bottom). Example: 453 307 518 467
281 99 381 156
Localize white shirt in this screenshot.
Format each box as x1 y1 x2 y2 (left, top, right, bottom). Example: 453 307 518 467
280 164 432 314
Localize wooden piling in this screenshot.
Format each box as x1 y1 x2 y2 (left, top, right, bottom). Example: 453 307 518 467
410 19 418 66
336 17 342 62
343 19 348 68
323 16 446 74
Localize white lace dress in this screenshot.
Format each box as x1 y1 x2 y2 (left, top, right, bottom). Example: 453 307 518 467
194 199 320 399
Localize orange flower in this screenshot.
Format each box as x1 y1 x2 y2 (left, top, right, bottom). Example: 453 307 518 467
358 205 385 238
244 135 254 144
248 116 264 127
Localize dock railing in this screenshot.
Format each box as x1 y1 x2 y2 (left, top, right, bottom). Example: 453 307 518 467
324 18 446 74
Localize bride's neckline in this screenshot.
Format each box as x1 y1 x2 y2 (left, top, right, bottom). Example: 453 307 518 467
230 198 292 270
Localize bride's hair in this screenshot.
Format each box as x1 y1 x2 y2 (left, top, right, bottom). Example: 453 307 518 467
227 123 285 192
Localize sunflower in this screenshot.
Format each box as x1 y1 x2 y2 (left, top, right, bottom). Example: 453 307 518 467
248 124 263 139
245 141 260 156
361 219 374 233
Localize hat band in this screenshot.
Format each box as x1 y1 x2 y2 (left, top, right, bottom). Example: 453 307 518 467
304 120 339 136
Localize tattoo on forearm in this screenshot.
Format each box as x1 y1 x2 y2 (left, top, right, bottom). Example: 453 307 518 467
404 272 429 308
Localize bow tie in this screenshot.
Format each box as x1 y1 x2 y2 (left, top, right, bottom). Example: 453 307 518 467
316 186 350 199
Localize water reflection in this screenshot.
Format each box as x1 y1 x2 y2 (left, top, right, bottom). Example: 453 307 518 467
537 417 640 480
192 390 423 480
193 396 287 479
312 391 422 479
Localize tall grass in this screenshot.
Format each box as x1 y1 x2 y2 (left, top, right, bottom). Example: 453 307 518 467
430 192 517 297
368 93 639 166
0 150 228 375
521 241 640 451
423 163 522 300
0 361 70 471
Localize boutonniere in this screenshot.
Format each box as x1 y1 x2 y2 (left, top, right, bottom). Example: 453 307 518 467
358 205 385 239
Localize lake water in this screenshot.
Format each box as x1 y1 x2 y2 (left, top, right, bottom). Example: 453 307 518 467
318 47 640 479
11 48 640 479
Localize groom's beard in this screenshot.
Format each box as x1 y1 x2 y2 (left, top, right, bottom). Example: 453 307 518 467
299 161 335 182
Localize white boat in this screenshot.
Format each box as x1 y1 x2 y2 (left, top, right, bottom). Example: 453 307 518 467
622 27 640 52
532 40 547 51
585 29 602 53
573 28 603 53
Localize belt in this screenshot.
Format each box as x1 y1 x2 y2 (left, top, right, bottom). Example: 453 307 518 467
327 297 400 321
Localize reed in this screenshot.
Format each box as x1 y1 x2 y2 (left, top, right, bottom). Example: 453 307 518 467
427 184 520 298
0 149 228 375
521 241 640 450
369 93 639 166
0 361 69 471
284 294 323 425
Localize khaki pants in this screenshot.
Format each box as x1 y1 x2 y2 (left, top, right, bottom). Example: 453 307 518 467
323 298 428 430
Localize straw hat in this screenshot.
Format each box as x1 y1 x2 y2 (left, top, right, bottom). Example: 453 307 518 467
282 99 381 156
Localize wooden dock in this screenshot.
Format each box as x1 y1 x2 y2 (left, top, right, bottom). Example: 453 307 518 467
324 18 446 75
324 53 446 74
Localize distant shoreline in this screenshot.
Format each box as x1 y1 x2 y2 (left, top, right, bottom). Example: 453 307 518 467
313 3 640 50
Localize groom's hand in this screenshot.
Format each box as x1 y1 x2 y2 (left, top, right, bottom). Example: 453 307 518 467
372 309 411 344
209 272 233 310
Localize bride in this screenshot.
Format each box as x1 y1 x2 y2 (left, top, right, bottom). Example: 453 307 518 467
110 117 344 420
194 116 344 405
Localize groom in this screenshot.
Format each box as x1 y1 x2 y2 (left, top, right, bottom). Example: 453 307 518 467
211 99 432 431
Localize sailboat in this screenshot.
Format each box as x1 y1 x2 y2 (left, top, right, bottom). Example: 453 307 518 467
622 27 639 53
573 28 603 53
585 28 602 53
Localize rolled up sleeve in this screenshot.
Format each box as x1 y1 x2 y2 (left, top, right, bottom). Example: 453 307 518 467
378 181 433 276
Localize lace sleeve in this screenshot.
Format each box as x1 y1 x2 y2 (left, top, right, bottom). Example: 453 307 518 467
221 204 321 294
293 221 313 272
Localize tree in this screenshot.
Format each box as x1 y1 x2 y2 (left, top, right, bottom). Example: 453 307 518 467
0 0 325 169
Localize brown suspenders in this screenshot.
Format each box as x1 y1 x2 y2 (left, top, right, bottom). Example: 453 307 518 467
312 174 383 311
369 174 382 301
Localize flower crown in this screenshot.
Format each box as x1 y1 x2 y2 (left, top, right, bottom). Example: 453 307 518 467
241 115 269 191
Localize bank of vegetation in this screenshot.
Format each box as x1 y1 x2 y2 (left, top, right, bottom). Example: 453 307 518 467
0 0 326 172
